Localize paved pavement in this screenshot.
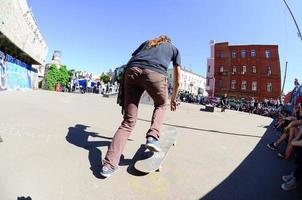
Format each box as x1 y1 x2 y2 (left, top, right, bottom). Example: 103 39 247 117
0 90 300 200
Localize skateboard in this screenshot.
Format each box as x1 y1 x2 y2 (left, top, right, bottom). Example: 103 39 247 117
134 127 177 173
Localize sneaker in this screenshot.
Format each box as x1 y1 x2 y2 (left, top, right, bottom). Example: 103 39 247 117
282 173 295 182
100 166 119 178
267 143 278 151
281 177 297 191
145 137 161 152
277 153 285 159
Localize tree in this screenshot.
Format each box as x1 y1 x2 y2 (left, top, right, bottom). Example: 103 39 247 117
43 64 71 91
100 73 111 84
57 65 70 87
44 64 59 90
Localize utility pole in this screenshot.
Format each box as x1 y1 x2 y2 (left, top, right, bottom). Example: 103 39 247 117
279 0 301 103
282 0 302 41
280 61 288 103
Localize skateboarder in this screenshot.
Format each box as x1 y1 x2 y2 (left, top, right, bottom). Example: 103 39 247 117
101 35 181 178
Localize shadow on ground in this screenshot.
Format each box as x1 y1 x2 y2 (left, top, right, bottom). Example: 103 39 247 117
17 197 32 200
66 124 140 178
124 144 150 176
66 124 112 179
138 118 261 139
200 124 301 200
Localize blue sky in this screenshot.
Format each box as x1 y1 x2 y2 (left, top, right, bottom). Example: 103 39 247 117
28 0 301 93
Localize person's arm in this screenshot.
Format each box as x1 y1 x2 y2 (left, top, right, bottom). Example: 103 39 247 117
287 119 302 128
292 130 302 146
170 65 181 111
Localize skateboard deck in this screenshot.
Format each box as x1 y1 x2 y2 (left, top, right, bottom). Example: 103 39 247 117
134 127 177 173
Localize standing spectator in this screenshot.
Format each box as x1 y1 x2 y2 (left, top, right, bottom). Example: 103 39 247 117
221 93 228 112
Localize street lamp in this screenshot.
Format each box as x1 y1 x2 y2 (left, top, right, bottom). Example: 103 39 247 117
282 0 302 41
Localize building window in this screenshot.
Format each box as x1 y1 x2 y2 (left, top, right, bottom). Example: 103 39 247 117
206 79 210 86
265 50 271 58
267 83 272 92
252 66 257 73
241 50 246 58
252 81 257 91
241 80 247 90
231 80 236 89
170 74 172 79
251 49 256 57
220 65 224 72
267 66 272 76
219 80 223 89
220 51 224 58
232 66 236 74
242 66 247 74
207 65 210 73
232 50 236 58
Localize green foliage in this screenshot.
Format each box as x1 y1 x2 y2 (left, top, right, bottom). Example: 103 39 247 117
68 69 75 77
43 64 71 91
100 73 111 84
57 65 70 87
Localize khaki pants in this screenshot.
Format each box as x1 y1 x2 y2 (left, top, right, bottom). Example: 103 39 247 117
104 66 168 168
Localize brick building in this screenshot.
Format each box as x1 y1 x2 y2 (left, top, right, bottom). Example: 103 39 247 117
206 41 281 100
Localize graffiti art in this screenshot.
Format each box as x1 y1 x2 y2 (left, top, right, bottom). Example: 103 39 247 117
0 52 7 90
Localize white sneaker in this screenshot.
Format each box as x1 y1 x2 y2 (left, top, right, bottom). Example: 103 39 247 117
282 172 294 182
281 177 297 191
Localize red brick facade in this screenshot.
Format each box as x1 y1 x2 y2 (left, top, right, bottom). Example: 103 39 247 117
210 42 281 100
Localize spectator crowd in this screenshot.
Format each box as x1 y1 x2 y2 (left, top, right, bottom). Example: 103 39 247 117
266 78 302 192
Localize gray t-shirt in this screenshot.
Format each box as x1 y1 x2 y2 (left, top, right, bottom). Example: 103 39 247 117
127 40 181 76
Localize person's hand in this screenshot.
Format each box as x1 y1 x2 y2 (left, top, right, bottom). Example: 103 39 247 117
170 98 177 111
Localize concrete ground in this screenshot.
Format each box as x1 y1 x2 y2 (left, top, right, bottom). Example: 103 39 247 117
0 90 300 200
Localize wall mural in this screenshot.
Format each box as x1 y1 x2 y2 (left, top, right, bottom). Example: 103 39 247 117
0 51 32 91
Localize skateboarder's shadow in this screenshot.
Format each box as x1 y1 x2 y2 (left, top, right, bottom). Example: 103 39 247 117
65 124 111 179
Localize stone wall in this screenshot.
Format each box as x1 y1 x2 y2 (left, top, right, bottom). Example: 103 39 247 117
0 0 48 64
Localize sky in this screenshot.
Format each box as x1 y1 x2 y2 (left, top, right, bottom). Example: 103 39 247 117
27 0 302 93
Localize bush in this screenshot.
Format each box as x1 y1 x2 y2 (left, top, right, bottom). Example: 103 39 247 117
100 73 111 84
43 64 71 91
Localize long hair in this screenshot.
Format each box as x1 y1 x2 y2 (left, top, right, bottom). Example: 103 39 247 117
147 35 171 49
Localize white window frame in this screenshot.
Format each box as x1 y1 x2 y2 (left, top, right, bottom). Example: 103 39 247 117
231 80 236 89
251 49 256 57
252 81 257 91
232 50 236 58
241 80 247 90
232 66 236 73
267 66 272 76
252 66 257 73
267 83 272 92
241 50 246 58
220 65 224 73
220 51 224 58
265 50 271 58
242 66 247 74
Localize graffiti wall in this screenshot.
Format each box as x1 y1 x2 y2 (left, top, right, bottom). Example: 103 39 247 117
0 51 32 91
